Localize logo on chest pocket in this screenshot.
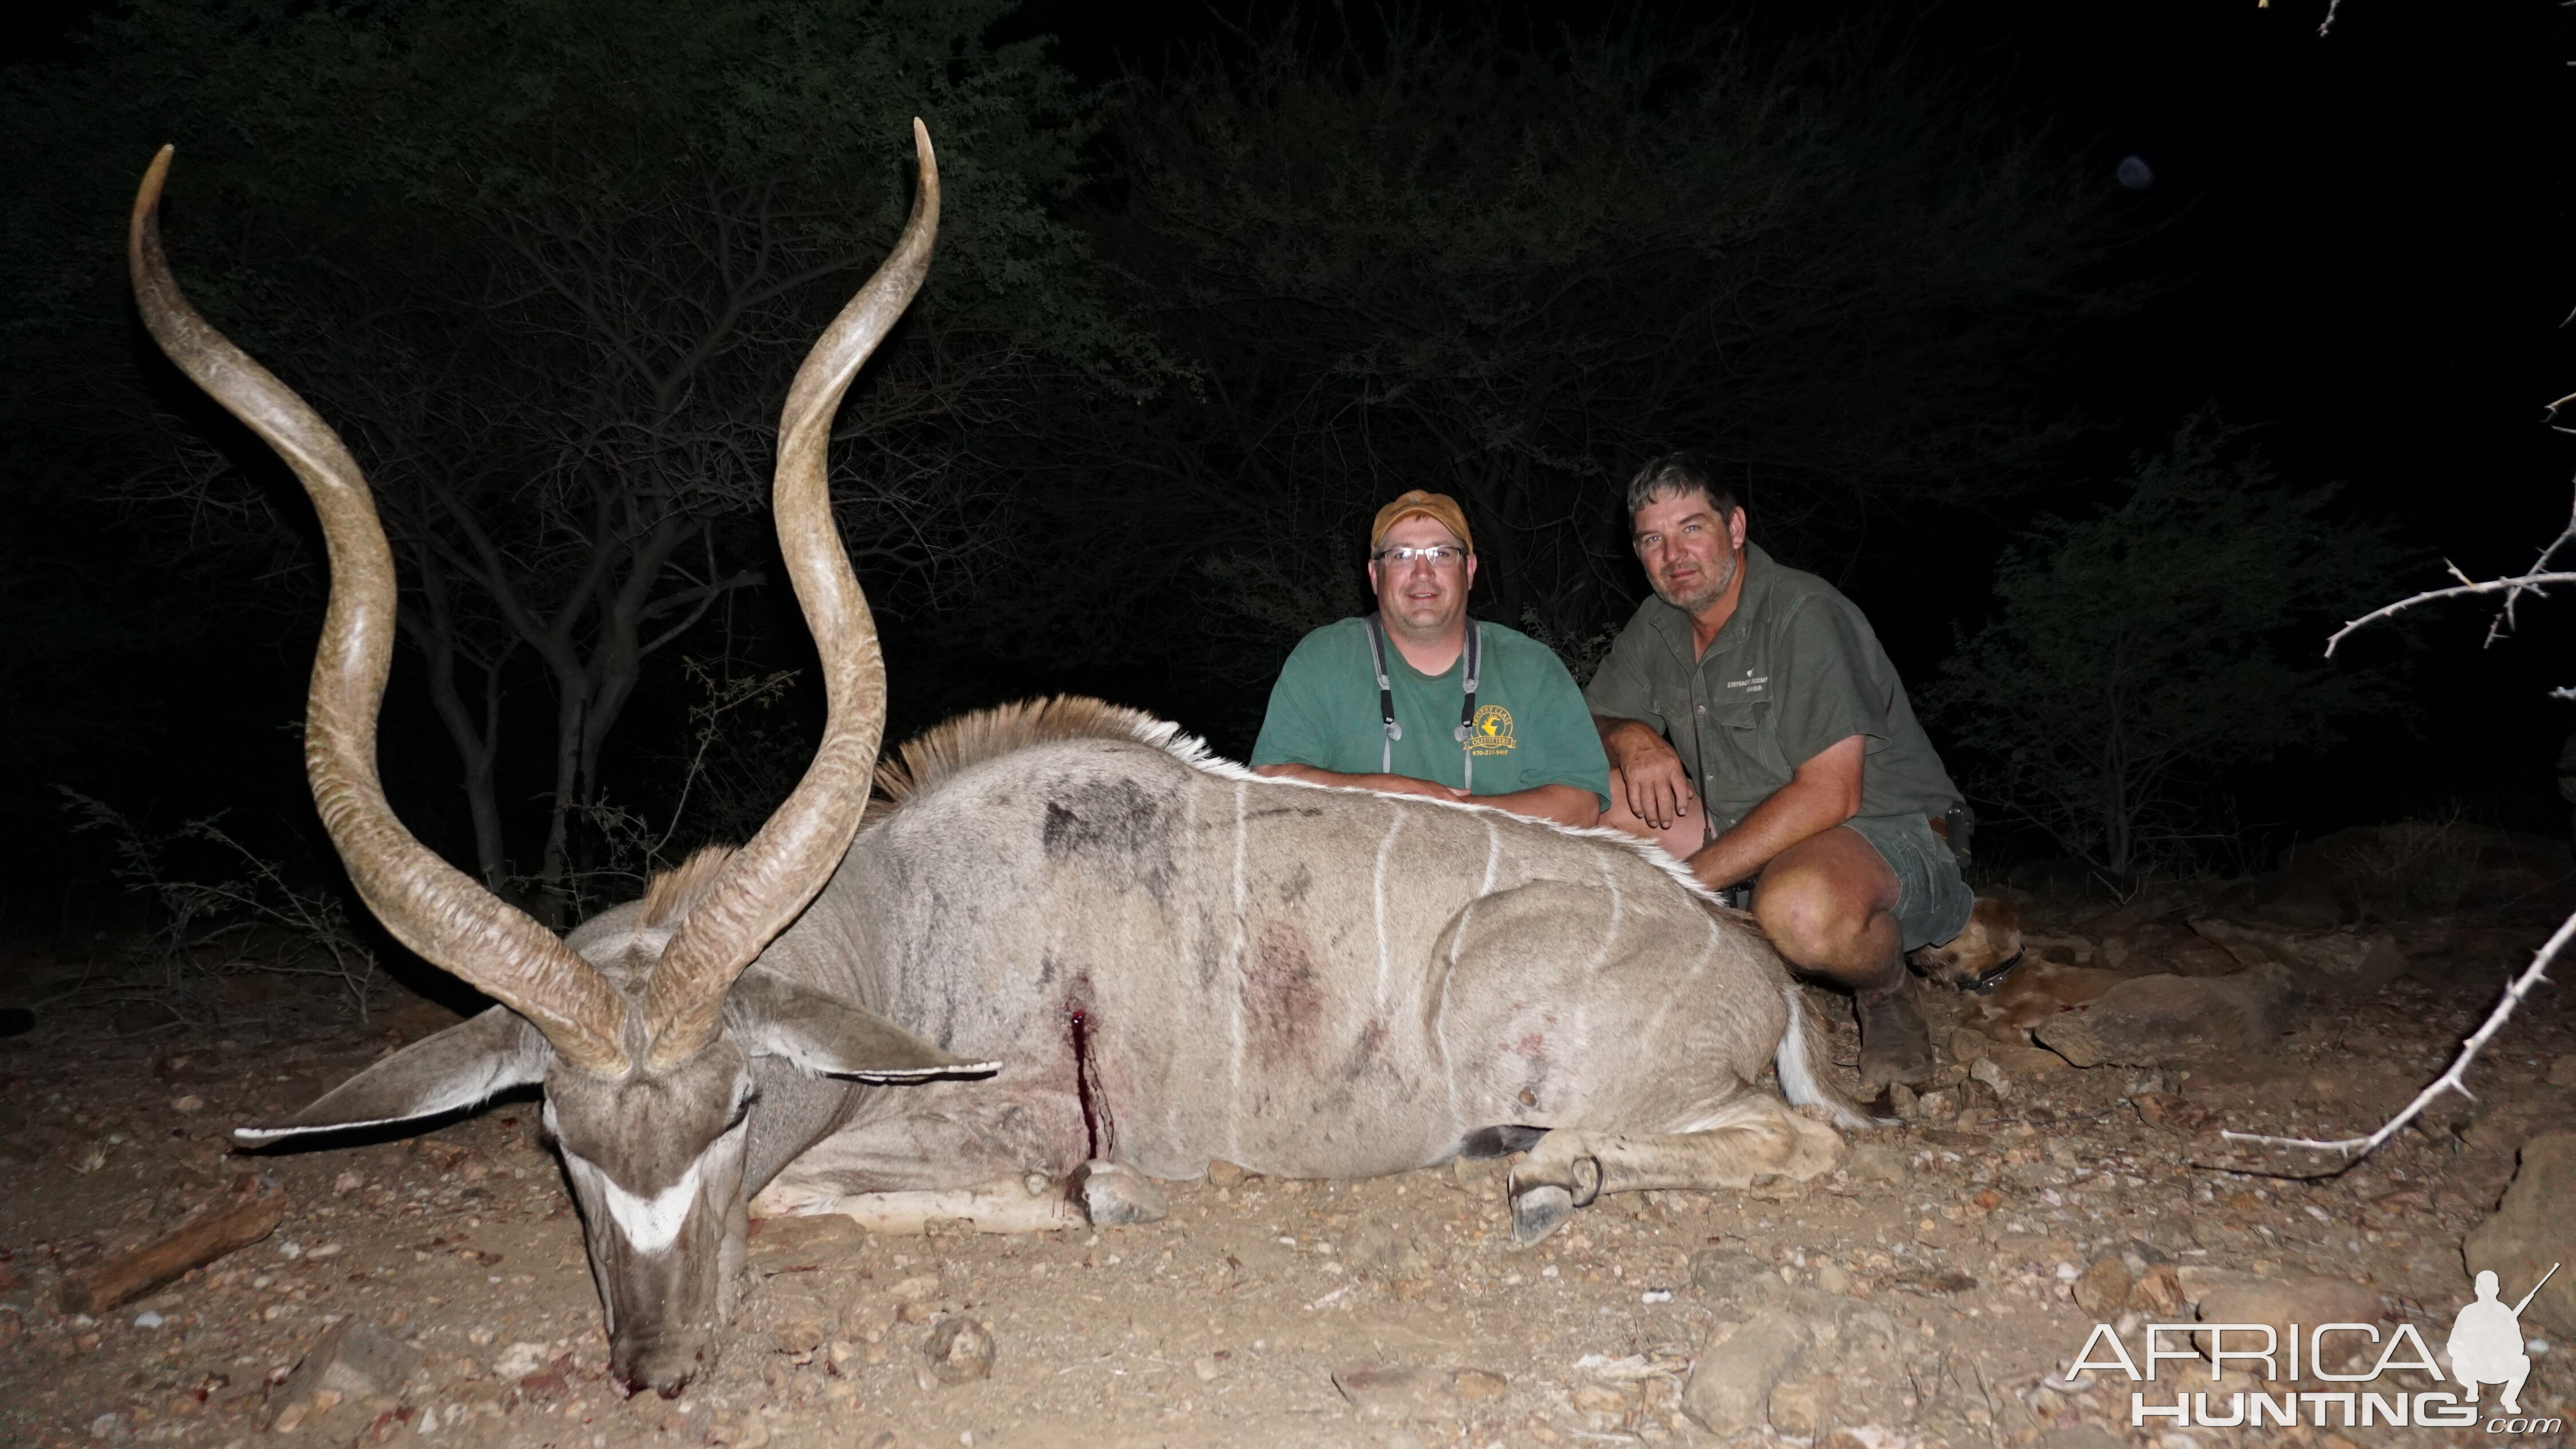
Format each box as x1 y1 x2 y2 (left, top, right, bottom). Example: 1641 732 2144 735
1467 704 1516 755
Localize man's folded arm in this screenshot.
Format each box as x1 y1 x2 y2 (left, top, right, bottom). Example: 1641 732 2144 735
1685 733 1864 891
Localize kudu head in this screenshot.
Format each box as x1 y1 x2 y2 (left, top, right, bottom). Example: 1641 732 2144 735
129 125 978 1397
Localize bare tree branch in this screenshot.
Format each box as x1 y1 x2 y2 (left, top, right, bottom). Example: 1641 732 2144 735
2223 919 2563 1159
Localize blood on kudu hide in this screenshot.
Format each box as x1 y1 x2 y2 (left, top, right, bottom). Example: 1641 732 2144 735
125 129 1871 1402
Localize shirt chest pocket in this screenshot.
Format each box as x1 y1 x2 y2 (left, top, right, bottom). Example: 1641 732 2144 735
1702 696 1789 783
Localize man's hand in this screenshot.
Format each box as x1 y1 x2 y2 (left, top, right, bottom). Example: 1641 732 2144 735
1686 734 1866 891
1596 717 1694 830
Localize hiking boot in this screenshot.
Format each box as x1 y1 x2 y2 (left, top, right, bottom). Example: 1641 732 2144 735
1855 976 1935 1090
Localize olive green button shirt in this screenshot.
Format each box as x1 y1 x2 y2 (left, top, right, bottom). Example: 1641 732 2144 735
1583 543 1961 835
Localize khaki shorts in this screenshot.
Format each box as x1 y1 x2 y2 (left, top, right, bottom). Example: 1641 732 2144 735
1841 813 1976 952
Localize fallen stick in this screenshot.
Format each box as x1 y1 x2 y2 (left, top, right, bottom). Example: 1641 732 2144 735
57 1193 285 1316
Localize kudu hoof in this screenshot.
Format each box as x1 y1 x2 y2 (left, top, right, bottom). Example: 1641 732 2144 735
1508 1185 1575 1246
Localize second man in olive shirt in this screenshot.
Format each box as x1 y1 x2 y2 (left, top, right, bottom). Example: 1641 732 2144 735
1586 454 1975 1089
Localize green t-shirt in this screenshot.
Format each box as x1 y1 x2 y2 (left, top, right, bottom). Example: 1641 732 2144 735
1250 617 1611 809
1584 543 1961 834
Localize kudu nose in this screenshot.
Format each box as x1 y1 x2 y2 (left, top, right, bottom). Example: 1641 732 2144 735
610 1339 703 1399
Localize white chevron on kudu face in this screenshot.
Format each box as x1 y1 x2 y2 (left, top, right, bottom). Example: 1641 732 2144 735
557 1115 748 1256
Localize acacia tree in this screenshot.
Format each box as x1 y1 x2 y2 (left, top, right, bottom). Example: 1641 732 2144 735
1924 412 2404 877
5 0 1140 914
977 13 2124 716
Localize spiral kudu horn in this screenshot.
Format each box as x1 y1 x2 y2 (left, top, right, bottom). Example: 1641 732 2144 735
638 120 938 1066
128 146 630 1075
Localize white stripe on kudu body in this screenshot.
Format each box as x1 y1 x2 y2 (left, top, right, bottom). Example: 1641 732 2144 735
783 730 1859 1191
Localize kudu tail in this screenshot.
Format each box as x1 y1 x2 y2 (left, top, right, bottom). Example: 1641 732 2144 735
1775 985 1893 1130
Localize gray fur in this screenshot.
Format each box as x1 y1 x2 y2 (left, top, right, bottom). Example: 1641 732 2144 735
240 718 1864 1393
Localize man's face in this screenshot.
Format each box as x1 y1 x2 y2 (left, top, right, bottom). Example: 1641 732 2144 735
1368 514 1477 636
1631 490 1746 616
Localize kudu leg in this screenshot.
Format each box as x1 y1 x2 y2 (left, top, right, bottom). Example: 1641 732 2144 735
752 1174 1085 1236
750 1086 1104 1235
1504 1096 1844 1246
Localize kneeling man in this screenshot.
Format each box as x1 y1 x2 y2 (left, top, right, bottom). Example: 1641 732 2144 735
1587 456 1971 1087
1253 490 1608 828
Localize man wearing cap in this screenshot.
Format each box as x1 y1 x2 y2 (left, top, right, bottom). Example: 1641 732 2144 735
1586 455 1975 1088
1250 490 1609 828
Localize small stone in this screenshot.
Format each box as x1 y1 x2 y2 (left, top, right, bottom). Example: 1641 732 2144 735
1689 1249 1779 1300
767 1289 832 1354
2465 1132 2576 1336
1075 1160 1170 1226
1571 1382 1636 1415
170 1095 203 1114
133 1310 164 1329
1845 1144 1906 1182
1681 1312 1809 1434
2189 1272 2383 1373
2072 1258 2132 1314
1768 1376 1834 1436
1452 1369 1507 1400
2036 964 2300 1068
1813 1261 1854 1296
2131 1263 2184 1313
331 1170 366 1196
1205 1159 1246 1188
922 1316 995 1384
1333 1362 1506 1420
271 1317 422 1428
491 1341 552 1380
1968 1057 2014 1100
1985 1040 2072 1077
1193 1355 1220 1382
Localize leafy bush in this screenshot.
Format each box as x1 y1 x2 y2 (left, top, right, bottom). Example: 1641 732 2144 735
1926 412 2404 876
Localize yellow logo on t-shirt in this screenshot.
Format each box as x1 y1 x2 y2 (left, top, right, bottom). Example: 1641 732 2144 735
1467 704 1516 756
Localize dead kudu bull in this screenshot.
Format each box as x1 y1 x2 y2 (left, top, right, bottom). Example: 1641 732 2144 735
132 127 1874 1398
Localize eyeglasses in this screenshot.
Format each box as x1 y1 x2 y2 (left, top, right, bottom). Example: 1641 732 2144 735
1373 545 1468 568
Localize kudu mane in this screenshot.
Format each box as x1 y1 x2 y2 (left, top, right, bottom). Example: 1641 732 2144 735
639 846 742 928
869 695 1211 813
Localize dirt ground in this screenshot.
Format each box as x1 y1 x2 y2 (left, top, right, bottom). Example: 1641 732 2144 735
2 878 2572 1449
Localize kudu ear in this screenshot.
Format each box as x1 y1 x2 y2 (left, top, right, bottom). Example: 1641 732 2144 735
728 970 999 1083
233 1006 551 1146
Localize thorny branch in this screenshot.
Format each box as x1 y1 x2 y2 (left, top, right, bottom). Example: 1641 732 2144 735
2222 918 2562 1161
2325 486 2576 670
2227 444 2576 1167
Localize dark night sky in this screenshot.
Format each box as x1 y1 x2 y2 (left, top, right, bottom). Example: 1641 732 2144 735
9 0 2575 872
998 0 2576 836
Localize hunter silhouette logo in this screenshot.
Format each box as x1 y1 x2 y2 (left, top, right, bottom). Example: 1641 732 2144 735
1466 704 1515 755
2450 1264 2556 1415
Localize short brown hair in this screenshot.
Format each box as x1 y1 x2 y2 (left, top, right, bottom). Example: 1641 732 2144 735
1625 453 1741 522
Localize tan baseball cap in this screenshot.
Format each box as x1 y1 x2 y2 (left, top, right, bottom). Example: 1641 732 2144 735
1369 490 1473 552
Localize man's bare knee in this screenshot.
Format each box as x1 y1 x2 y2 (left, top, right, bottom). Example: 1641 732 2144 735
1755 872 1844 965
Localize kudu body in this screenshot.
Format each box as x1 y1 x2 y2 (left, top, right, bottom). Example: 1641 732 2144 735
129 130 1867 1399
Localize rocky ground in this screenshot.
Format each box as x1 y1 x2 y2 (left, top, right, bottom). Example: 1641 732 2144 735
2 837 2573 1449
